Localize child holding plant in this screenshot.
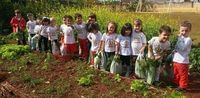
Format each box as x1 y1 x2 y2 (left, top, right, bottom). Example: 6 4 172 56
60 15 78 61
99 21 118 71
46 17 60 55
173 21 192 91
147 25 171 85
131 19 147 77
115 23 132 77
26 13 36 50
74 13 88 61
87 23 102 66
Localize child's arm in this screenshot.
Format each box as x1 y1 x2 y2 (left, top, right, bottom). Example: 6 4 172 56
176 36 192 52
148 44 155 60
98 40 104 52
139 43 147 54
87 33 92 42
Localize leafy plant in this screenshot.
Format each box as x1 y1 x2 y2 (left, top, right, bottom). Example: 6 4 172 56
78 74 93 86
189 47 200 72
165 91 186 98
114 74 121 82
130 80 148 96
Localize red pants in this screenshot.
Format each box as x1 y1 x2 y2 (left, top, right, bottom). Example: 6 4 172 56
60 43 78 61
78 38 88 59
173 62 189 89
90 51 97 65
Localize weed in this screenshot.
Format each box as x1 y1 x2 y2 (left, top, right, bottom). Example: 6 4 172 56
114 74 121 82
78 74 93 86
165 90 186 98
130 80 149 96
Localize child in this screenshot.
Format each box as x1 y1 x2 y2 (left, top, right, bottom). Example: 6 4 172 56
10 9 26 45
116 23 132 77
173 21 192 91
147 25 171 85
38 17 50 52
131 19 147 74
74 13 88 61
33 17 42 51
47 17 60 55
99 21 118 71
26 13 36 50
86 13 100 32
87 23 102 66
60 15 78 61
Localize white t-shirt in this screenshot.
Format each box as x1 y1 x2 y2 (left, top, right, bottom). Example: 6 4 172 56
148 37 170 59
173 36 192 64
27 20 36 34
116 35 132 56
131 31 147 55
34 25 42 34
74 22 87 39
60 24 75 44
87 31 102 52
47 26 58 41
40 25 49 38
101 33 117 52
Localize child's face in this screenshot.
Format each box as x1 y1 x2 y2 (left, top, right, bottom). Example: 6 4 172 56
36 19 42 25
125 29 131 36
88 17 95 24
107 23 115 34
28 16 34 20
159 31 170 42
50 19 56 26
43 21 49 26
15 12 21 18
76 17 82 24
64 18 73 26
134 24 142 32
92 29 98 34
180 26 190 37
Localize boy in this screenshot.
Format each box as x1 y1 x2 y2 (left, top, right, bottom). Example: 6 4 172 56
10 9 26 45
173 21 192 91
26 13 36 50
147 25 172 85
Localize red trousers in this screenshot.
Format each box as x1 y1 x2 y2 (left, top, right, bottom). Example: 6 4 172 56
60 43 78 62
173 62 189 89
78 38 88 59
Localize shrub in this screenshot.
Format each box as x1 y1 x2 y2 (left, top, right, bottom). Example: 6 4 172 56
78 74 93 86
189 47 200 72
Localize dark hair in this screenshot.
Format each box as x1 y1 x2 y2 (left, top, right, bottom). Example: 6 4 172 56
106 21 118 33
74 13 82 19
63 15 73 21
180 20 192 30
121 23 132 36
159 25 172 34
88 23 99 32
42 17 50 25
88 13 97 21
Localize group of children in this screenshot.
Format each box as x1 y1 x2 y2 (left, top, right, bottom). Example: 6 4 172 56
10 9 192 91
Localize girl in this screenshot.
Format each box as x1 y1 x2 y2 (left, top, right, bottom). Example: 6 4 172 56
87 23 102 66
26 13 36 50
74 13 88 61
99 21 118 71
60 15 78 61
116 23 132 77
38 17 50 52
131 19 147 74
47 17 60 55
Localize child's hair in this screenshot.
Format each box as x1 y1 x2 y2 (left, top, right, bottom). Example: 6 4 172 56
27 13 33 17
42 17 50 25
134 19 143 32
14 9 20 13
121 23 132 36
106 21 118 33
88 23 99 32
63 15 73 21
74 13 82 20
88 13 97 21
159 25 172 34
36 17 42 25
180 20 192 30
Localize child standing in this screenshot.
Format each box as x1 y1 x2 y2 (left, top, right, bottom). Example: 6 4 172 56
147 25 171 85
47 17 60 55
87 23 102 66
38 17 50 52
99 21 118 71
74 13 88 61
173 21 192 91
60 15 78 61
33 17 42 51
131 19 147 74
116 23 132 77
10 9 26 45
26 13 36 50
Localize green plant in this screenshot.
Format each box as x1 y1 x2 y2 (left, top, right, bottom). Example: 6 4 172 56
78 74 93 86
130 80 148 96
189 47 200 72
20 73 44 87
114 74 121 82
165 91 186 98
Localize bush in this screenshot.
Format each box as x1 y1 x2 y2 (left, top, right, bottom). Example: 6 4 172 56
189 47 200 72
